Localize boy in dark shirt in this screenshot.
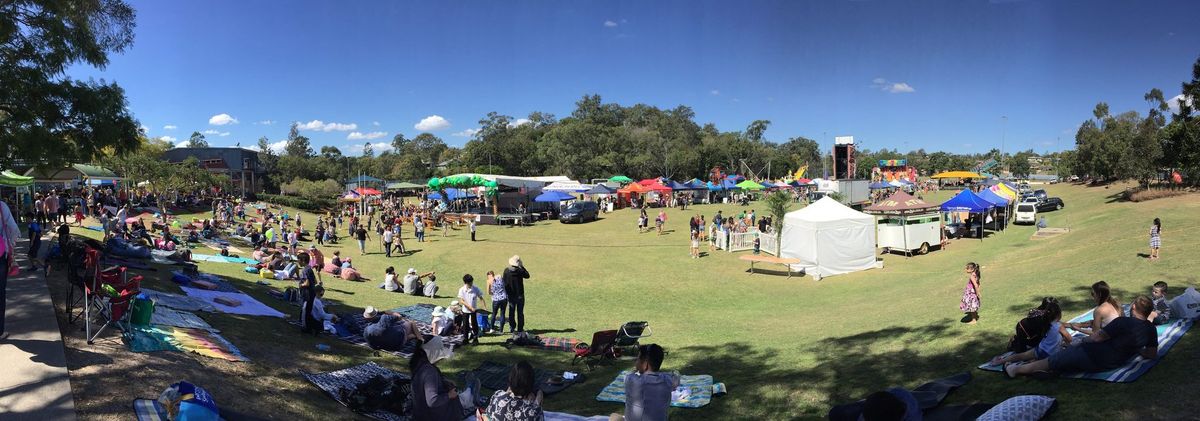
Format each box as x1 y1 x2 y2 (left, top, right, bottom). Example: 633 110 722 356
1149 281 1172 325
1007 296 1158 378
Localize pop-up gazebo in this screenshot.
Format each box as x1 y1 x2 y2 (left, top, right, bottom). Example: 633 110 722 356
779 197 878 280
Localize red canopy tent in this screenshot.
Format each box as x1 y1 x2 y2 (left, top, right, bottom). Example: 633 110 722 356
355 187 382 195
645 183 673 192
637 178 661 186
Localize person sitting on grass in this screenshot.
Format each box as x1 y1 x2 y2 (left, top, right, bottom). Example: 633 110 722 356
329 251 345 275
362 306 424 352
990 297 1071 366
403 267 437 296
380 266 400 292
301 285 338 334
1006 296 1158 379
622 344 679 421
410 337 479 420
1149 281 1172 325
431 306 457 336
1066 281 1122 335
479 360 544 421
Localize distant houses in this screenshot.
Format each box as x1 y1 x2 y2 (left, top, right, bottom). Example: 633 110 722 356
163 147 266 195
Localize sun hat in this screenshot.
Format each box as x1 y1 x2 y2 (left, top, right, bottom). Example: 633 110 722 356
408 268 417 274
508 255 521 267
362 306 378 319
423 336 453 364
431 306 445 318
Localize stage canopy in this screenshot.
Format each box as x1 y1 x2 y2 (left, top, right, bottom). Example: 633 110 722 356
543 181 592 193
385 182 424 190
427 188 476 201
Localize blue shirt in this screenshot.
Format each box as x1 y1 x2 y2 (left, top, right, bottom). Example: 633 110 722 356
625 371 679 421
363 314 409 351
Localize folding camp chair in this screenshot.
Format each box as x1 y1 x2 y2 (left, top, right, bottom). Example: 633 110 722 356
81 247 143 344
572 329 618 370
615 321 652 350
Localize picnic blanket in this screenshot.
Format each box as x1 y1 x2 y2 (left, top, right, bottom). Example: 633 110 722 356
977 310 1194 382
191 253 260 265
828 373 993 421
85 225 104 232
125 324 249 362
141 288 216 313
149 306 218 332
132 398 167 421
596 370 714 408
302 362 412 421
519 336 584 353
179 287 286 318
457 361 585 396
288 304 461 359
171 270 240 293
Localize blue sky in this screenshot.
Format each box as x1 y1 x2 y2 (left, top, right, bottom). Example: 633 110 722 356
68 0 1200 155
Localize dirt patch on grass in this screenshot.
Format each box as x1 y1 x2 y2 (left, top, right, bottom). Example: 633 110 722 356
1124 187 1195 202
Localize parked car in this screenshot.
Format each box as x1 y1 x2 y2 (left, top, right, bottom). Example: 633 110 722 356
1015 203 1037 224
1018 184 1033 196
1020 196 1040 205
1036 197 1065 212
559 201 599 223
1033 189 1048 202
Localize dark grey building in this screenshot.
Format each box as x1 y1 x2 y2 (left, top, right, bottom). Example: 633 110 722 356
162 147 265 195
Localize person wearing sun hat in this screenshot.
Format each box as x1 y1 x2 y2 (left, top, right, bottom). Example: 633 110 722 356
362 305 423 352
431 306 455 336
410 336 479 420
502 255 530 332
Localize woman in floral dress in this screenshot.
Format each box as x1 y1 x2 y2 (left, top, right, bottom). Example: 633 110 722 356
481 361 543 421
960 262 981 324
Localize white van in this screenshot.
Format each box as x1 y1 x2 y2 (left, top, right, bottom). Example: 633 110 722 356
1015 203 1037 224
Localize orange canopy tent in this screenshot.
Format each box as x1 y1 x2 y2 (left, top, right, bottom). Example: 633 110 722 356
618 183 650 194
645 183 673 192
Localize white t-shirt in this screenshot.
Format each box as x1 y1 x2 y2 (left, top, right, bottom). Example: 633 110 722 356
382 230 394 243
458 285 482 311
432 314 454 335
381 273 399 291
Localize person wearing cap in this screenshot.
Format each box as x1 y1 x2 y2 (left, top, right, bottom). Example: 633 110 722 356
430 306 456 336
362 306 424 352
502 255 530 332
458 274 486 345
411 336 479 420
404 267 437 296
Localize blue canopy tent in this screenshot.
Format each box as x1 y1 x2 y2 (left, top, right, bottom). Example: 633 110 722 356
427 188 476 201
940 190 996 240
685 179 707 190
533 190 575 202
977 189 1012 230
585 184 616 195
721 179 738 190
869 181 892 190
665 180 690 190
759 181 776 189
706 181 723 191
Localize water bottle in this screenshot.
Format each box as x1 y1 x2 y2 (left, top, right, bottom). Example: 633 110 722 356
316 343 331 352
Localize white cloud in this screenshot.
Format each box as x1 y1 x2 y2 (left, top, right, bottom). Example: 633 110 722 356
202 129 220 135
163 124 177 130
348 142 392 154
159 136 177 143
507 118 531 128
452 128 481 137
414 115 451 131
260 140 288 154
1167 94 1194 114
372 121 381 127
604 20 618 27
218 132 230 137
710 89 720 96
209 113 239 125
255 120 275 125
296 119 358 132
347 131 388 140
871 78 916 94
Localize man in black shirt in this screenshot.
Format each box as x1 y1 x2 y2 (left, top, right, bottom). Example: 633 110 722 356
502 255 531 332
1007 295 1158 378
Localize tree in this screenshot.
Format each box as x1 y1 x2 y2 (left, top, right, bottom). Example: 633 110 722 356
1007 150 1033 179
0 0 140 168
763 191 792 256
319 146 342 159
284 123 313 158
188 131 208 147
745 120 771 142
362 143 374 158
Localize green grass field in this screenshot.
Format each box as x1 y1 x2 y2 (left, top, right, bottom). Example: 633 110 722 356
54 183 1200 420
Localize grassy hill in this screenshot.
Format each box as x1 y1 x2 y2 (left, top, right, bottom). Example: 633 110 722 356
54 182 1199 420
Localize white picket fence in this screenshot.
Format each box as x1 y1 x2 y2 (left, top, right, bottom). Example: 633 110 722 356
710 228 766 253
759 232 779 256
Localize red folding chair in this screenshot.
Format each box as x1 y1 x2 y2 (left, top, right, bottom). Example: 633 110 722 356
81 247 143 344
572 329 619 371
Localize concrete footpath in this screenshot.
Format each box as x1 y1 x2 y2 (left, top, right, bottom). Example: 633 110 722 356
0 236 77 420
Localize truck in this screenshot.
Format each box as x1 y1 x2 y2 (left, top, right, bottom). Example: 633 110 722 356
815 179 871 208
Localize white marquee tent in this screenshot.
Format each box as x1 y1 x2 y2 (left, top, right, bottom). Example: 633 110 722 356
779 196 878 280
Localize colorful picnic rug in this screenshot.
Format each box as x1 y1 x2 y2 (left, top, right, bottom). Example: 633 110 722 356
149 306 218 332
289 304 461 359
125 324 249 362
457 361 585 396
171 270 240 293
977 310 1194 382
521 336 584 353
141 288 216 313
191 253 260 265
180 286 286 318
302 362 411 421
596 370 714 408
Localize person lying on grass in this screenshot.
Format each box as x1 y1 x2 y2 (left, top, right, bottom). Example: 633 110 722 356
1006 295 1158 379
362 306 424 352
990 297 1071 366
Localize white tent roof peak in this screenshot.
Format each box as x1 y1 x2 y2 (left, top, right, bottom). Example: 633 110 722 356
785 196 873 225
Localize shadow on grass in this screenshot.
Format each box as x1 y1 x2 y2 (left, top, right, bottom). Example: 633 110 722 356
1005 284 1144 315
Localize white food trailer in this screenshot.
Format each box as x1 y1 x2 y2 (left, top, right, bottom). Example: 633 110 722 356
863 190 944 256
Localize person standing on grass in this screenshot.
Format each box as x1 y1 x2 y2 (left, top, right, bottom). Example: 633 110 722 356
503 255 530 332
960 262 981 324
393 223 406 255
355 225 369 255
690 232 700 259
487 270 507 334
382 224 395 257
458 274 485 345
1148 218 1161 260
415 217 426 242
469 218 477 242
